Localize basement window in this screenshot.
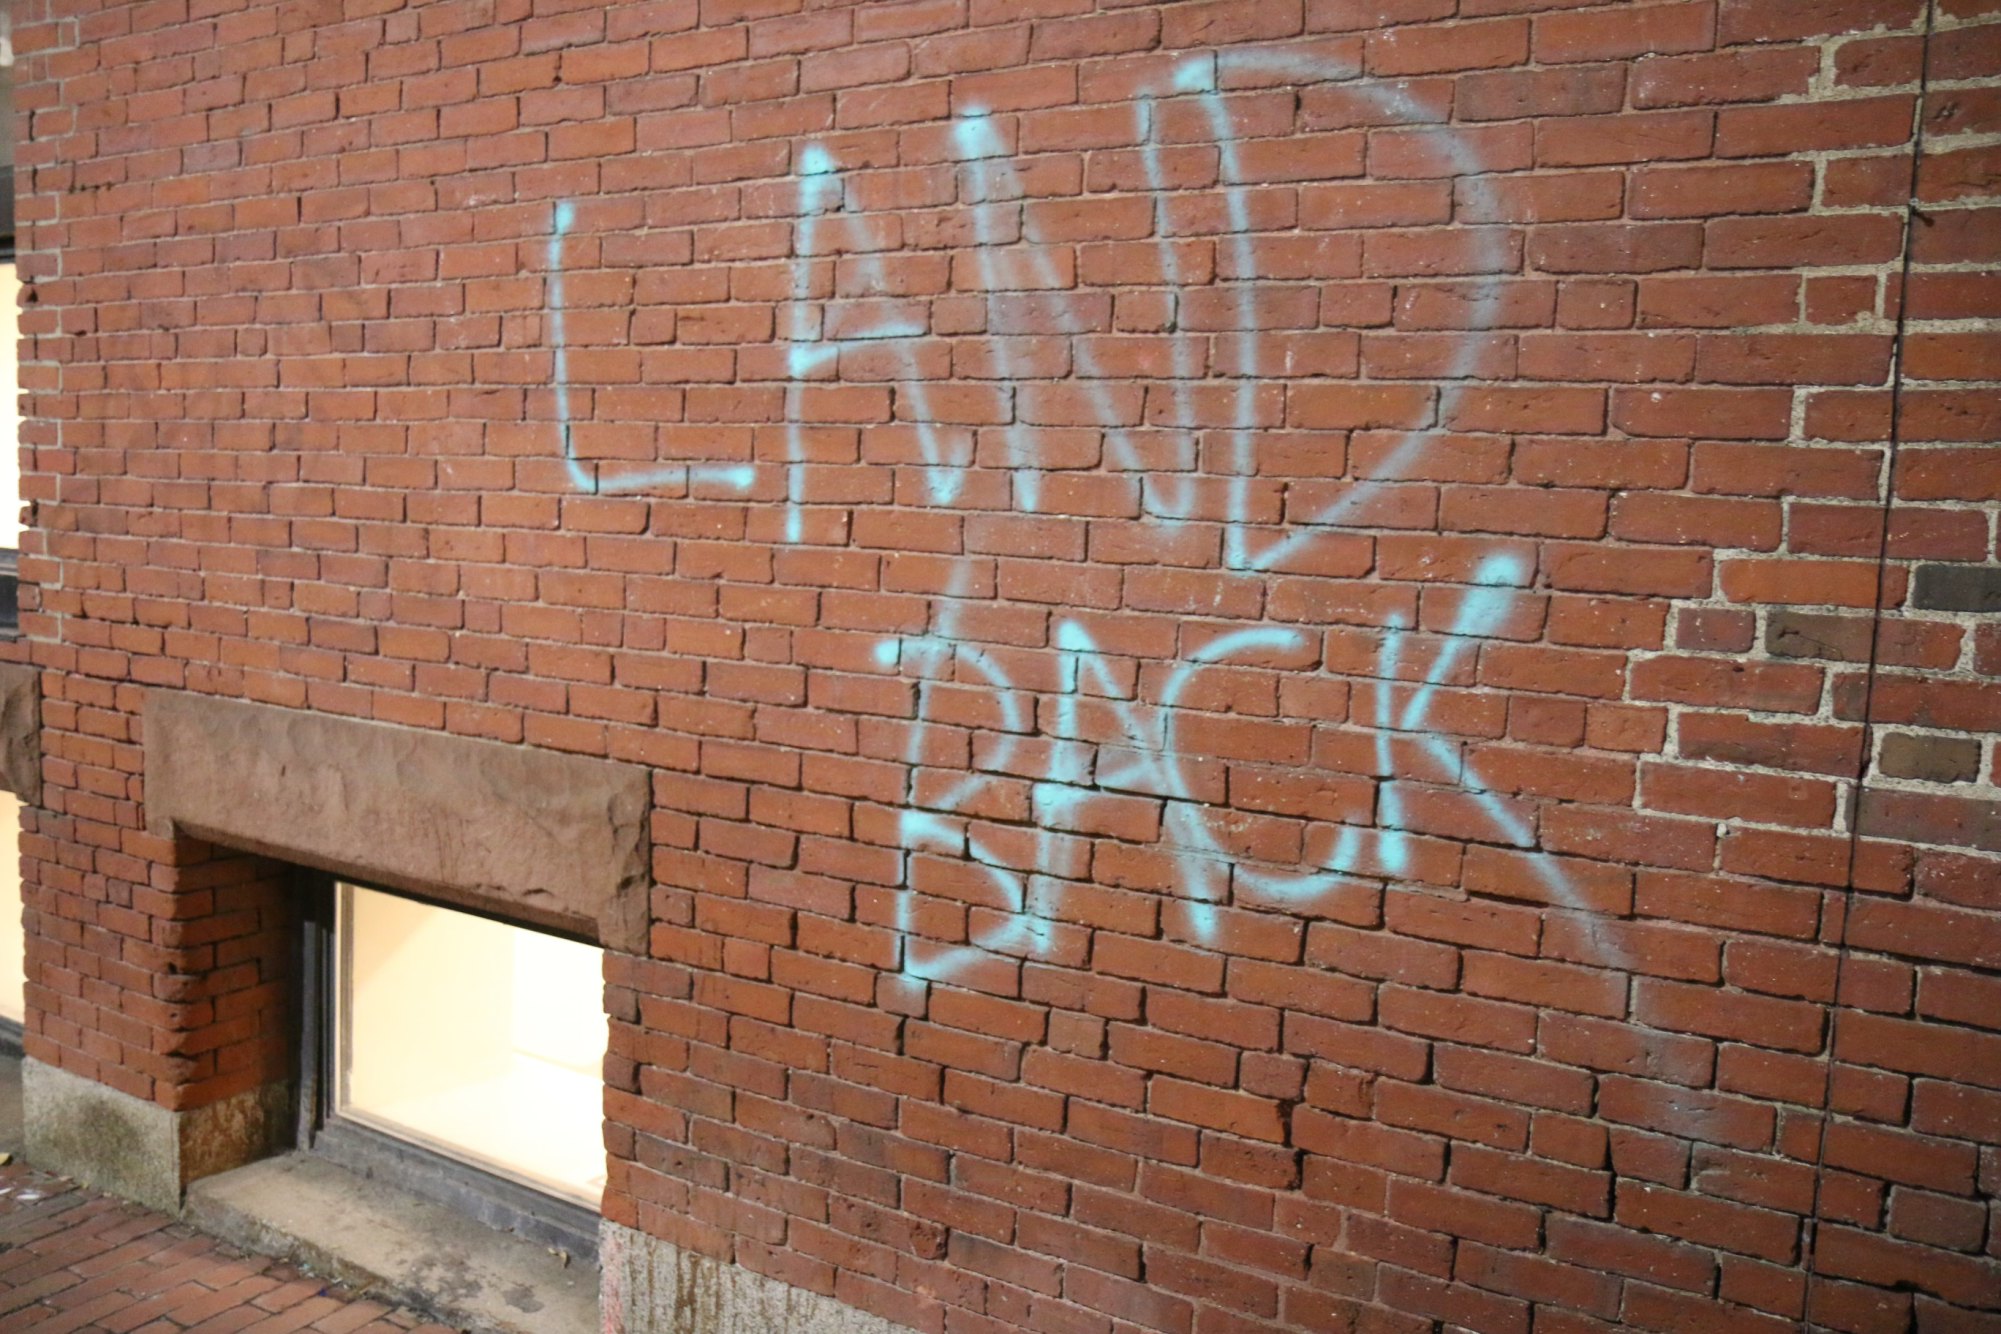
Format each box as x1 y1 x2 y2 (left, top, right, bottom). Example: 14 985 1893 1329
0 5 17 632
329 881 608 1211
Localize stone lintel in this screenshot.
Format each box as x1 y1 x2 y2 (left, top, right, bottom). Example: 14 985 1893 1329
143 690 651 951
0 662 40 803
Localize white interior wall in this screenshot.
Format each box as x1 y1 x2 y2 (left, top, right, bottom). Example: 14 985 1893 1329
339 883 608 1206
0 791 20 1024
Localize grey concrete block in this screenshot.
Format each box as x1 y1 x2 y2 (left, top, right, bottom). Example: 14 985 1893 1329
24 1058 177 1213
602 1222 907 1334
144 690 651 951
22 1058 289 1214
0 662 40 803
0 1054 22 1155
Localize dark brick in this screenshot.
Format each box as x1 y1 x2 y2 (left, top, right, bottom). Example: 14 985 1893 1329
1767 610 1874 662
1911 563 2001 613
1859 789 2001 853
1879 734 1982 784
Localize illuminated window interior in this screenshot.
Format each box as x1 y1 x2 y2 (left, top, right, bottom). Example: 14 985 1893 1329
336 882 608 1208
0 791 19 1024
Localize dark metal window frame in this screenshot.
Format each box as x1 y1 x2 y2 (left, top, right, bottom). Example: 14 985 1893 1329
1 165 19 638
296 870 603 1262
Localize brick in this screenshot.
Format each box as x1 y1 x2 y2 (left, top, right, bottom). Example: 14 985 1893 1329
1631 657 1824 713
1457 66 1628 121
1718 96 1917 159
1539 110 1714 167
1534 2 1715 64
1911 563 2001 613
1824 1122 1979 1194
1639 273 1800 329
1643 763 1839 828
1162 0 1307 47
1856 675 2001 732
1718 0 1924 43
1632 162 1813 219
1707 214 1906 269
1367 18 1529 75
1460 172 1625 224
1548 1214 1717 1292
1617 1181 1802 1262
1678 714 1862 777
1531 222 1704 274
1846 897 2001 973
1613 387 1793 439
1879 734 1981 784
1633 47 1820 107
1815 1227 2001 1309
1456 1241 1621 1316
1720 558 1887 608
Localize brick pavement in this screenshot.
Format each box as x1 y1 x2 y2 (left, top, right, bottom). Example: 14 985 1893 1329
0 1158 461 1334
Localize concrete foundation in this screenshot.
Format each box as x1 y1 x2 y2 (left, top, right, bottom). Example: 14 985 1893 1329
187 1152 597 1334
601 1223 905 1334
22 1058 290 1214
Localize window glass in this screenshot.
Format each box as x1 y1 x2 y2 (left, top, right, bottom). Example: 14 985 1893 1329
0 6 19 1017
336 882 607 1207
0 792 19 1023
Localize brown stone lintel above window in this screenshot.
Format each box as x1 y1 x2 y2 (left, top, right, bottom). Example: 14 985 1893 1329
0 661 36 804
142 690 651 953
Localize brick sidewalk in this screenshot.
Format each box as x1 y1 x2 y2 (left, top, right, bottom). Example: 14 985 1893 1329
0 1158 461 1334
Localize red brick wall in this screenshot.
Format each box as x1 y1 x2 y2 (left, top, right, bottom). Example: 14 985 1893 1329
13 0 2001 1330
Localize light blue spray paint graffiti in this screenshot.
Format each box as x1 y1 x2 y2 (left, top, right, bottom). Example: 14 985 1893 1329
545 51 1645 1034
546 200 758 499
